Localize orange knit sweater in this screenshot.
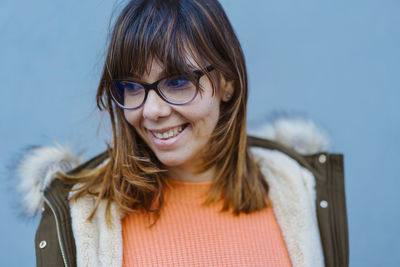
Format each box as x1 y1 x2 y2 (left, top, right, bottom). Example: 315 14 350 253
122 180 292 267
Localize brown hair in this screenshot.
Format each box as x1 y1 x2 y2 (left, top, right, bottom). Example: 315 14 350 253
61 0 269 226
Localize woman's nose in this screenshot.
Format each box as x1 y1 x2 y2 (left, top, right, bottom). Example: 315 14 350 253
142 90 171 120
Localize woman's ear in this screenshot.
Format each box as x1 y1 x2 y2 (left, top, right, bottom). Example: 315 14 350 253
220 74 234 102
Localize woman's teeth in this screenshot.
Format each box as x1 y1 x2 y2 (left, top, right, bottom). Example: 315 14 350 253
152 125 184 139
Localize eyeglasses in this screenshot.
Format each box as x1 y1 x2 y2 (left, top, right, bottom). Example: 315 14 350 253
110 65 214 110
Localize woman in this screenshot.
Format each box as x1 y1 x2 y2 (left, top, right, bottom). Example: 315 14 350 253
17 0 348 266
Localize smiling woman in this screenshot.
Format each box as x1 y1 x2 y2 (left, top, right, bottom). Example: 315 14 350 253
15 0 348 266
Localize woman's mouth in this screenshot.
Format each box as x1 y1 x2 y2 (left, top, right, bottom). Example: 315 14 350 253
148 123 189 146
151 124 186 139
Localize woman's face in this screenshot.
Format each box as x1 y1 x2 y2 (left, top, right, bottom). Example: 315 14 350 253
123 59 223 169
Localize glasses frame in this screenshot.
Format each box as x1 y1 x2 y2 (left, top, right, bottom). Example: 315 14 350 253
111 65 214 110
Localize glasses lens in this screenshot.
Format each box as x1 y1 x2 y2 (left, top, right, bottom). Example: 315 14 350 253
112 81 145 109
158 76 197 104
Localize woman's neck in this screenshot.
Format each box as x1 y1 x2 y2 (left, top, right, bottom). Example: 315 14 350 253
166 164 216 183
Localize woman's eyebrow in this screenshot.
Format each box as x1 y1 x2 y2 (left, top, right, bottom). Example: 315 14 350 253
155 69 186 80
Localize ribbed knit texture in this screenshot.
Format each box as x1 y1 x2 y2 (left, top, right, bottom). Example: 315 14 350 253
122 180 292 267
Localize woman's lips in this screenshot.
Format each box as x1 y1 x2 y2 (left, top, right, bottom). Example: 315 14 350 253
148 124 189 147
150 124 185 139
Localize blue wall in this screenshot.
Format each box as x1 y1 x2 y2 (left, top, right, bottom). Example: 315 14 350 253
1 0 399 266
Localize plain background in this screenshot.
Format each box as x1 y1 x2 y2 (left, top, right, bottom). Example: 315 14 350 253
1 0 399 266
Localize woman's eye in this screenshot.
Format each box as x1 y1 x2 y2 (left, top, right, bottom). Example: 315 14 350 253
121 82 142 94
166 77 190 88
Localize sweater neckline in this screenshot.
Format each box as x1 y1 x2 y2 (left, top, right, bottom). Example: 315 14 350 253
164 179 213 203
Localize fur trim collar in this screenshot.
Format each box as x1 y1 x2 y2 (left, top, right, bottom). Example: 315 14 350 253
15 144 82 215
251 117 330 154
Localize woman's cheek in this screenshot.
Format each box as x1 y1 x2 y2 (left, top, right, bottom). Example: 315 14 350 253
124 109 140 128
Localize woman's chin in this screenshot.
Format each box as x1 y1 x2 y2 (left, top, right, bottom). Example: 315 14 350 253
159 158 187 168
156 154 194 169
